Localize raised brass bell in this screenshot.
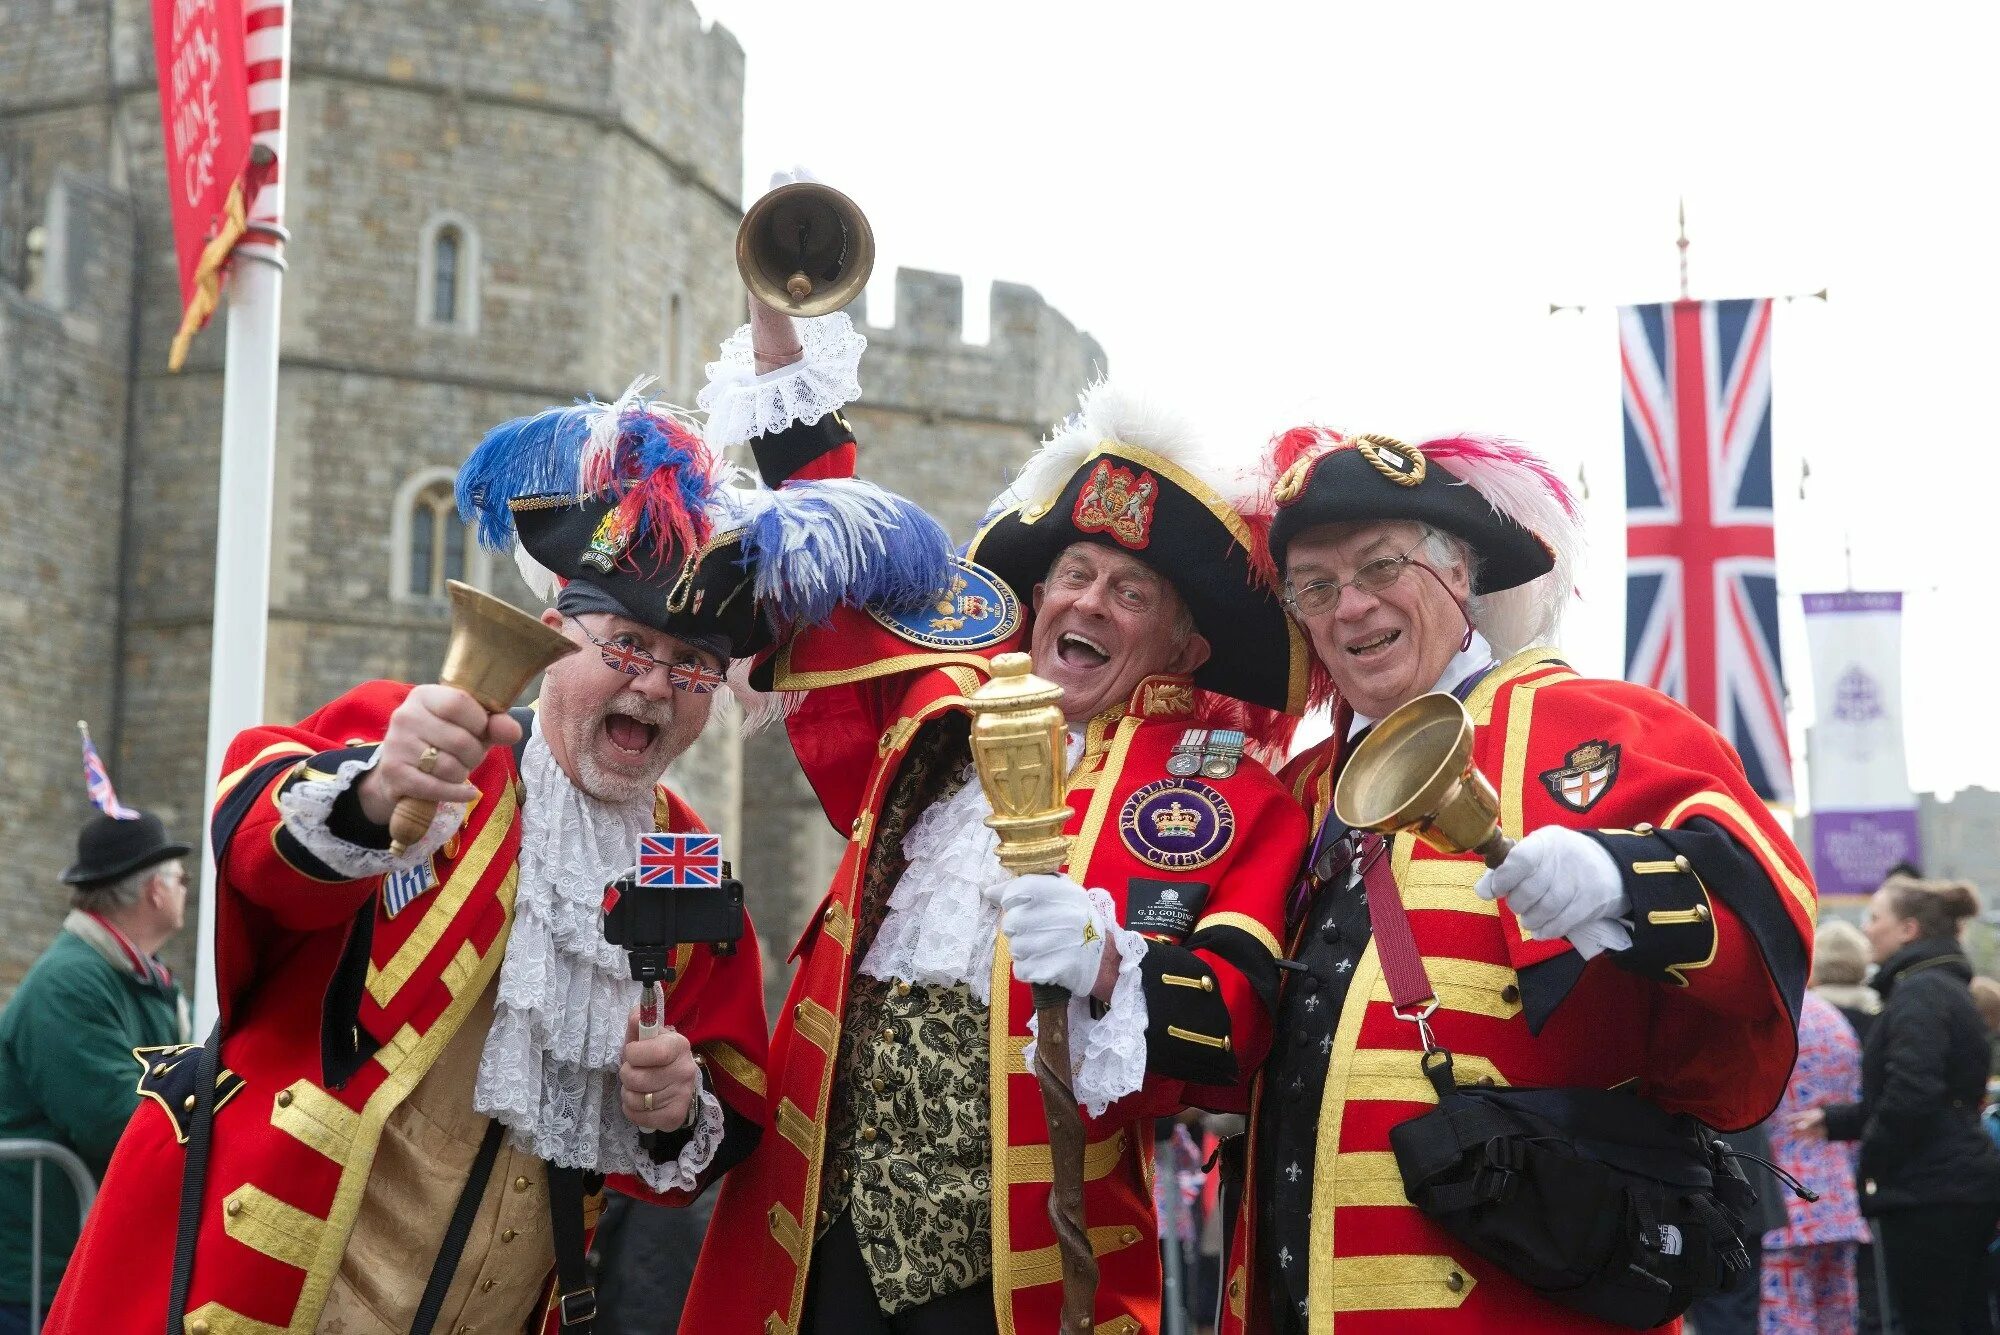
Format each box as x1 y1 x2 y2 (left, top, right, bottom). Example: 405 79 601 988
1333 692 1515 868
388 581 579 855
736 181 876 318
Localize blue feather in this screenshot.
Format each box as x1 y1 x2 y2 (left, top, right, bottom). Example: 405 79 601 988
455 405 592 549
739 479 952 627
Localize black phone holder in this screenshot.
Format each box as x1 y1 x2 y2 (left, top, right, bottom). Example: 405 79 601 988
601 860 746 987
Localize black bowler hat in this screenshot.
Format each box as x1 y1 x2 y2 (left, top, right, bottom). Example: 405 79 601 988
1265 430 1579 595
967 382 1308 715
62 811 190 888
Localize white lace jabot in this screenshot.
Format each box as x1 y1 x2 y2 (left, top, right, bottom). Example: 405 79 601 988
473 731 722 1191
273 728 721 1192
858 746 1152 1116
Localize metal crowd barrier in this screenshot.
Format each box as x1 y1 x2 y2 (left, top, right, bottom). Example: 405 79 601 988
0 1139 95 1335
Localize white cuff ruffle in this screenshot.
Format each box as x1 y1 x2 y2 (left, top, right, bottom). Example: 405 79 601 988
697 311 866 448
628 1081 726 1194
1025 889 1151 1118
274 753 460 880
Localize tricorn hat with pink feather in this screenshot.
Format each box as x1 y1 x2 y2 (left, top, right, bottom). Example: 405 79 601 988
1262 427 1583 656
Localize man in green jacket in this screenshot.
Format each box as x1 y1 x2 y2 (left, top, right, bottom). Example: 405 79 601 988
0 810 190 1332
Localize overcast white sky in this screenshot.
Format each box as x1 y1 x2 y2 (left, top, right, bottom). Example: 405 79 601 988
692 1 1998 804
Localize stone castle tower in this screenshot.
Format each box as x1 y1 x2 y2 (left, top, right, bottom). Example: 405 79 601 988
0 0 1102 1003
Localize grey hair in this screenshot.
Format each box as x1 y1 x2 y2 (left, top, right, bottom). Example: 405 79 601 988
70 863 161 915
1419 528 1486 633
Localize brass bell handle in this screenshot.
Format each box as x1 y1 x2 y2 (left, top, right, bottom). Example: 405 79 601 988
388 795 438 857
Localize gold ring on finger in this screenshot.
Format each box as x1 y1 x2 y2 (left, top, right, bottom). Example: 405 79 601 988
643 1091 655 1113
416 744 440 776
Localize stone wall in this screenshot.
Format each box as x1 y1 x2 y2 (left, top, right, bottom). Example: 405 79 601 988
0 169 139 991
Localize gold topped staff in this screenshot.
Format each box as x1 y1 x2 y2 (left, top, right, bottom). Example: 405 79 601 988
1334 691 1514 867
388 581 581 856
967 652 1097 1333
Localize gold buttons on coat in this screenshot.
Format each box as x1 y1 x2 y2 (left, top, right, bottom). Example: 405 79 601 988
481 1278 497 1292
513 1175 530 1192
871 1077 887 1095
861 1125 878 1142
225 1199 243 1217
1500 985 1520 1005
275 1089 293 1108
1447 1270 1466 1293
1673 854 1692 873
1120 1227 1140 1246
501 1228 518 1242
152 1062 169 1077
189 1322 210 1335
182 1095 196 1111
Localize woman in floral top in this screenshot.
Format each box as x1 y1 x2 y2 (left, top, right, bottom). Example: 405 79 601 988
1762 989 1869 1334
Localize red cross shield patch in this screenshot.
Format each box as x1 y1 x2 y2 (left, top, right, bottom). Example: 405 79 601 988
1540 740 1621 813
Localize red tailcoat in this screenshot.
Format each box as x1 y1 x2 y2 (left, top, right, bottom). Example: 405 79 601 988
49 681 769 1334
1222 650 1816 1335
683 607 1309 1334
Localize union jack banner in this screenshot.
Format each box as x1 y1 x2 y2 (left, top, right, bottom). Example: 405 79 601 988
1619 297 1792 802
636 832 723 889
78 721 141 820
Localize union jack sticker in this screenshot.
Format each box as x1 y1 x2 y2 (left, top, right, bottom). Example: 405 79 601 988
1540 740 1621 813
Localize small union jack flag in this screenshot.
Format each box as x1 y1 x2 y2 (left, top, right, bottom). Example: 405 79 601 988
636 832 722 889
78 721 140 820
1620 297 1791 802
668 661 726 694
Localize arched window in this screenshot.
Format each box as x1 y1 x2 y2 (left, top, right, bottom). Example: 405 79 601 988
392 468 487 603
432 227 461 324
416 212 480 333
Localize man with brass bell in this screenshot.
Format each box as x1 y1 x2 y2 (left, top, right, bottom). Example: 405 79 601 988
683 275 1311 1333
1220 427 1817 1335
50 383 948 1335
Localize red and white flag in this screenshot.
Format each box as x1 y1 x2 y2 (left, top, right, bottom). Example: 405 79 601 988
152 0 289 368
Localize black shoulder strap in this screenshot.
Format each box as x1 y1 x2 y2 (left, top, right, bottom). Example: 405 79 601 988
409 1118 507 1335
165 1020 222 1335
544 1163 598 1330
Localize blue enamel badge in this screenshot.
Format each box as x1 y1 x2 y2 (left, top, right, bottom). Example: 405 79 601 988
1119 779 1236 872
868 556 1020 650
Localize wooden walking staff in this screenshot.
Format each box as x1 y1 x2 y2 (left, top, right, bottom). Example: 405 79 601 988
388 581 580 855
967 652 1097 1333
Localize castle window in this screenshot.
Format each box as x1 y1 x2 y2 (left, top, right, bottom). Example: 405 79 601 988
432 228 461 323
416 212 480 333
392 468 487 603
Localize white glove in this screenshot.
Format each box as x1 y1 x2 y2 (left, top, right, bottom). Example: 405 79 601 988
1475 826 1631 954
998 874 1111 997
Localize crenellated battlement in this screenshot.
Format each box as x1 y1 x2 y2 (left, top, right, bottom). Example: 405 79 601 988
853 267 1106 435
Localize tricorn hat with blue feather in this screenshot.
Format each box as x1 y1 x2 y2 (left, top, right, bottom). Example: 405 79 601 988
457 377 950 659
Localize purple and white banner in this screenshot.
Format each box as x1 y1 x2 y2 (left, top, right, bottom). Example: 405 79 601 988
1803 591 1921 897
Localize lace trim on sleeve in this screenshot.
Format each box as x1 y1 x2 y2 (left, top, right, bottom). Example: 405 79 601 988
274 754 460 880
1024 889 1151 1118
697 311 866 448
628 1082 726 1194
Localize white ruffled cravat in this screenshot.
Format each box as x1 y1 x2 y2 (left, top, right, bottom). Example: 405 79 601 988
472 730 722 1190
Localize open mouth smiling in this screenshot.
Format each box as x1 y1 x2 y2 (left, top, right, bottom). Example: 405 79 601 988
603 710 660 756
1056 630 1111 669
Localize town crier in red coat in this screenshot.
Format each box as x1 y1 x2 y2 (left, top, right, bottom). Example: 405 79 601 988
48 383 953 1334
681 291 1312 1334
1223 428 1816 1335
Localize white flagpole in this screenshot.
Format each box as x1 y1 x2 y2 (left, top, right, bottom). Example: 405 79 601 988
194 0 292 1035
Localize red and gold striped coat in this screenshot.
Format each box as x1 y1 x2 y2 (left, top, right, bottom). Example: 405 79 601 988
50 680 769 1334
1222 649 1816 1335
684 609 1309 1334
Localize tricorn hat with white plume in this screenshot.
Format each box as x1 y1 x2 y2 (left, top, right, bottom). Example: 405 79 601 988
966 380 1308 716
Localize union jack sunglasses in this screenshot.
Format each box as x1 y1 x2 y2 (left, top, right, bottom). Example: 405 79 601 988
567 618 726 694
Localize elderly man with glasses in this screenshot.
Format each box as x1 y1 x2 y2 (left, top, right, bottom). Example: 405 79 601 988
49 385 949 1335
1218 429 1816 1335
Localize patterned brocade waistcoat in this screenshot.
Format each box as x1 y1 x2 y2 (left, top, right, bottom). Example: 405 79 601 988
818 720 994 1315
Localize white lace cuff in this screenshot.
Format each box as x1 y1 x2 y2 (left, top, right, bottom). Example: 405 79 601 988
697 311 866 448
274 753 461 880
627 1081 726 1194
1024 890 1151 1118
